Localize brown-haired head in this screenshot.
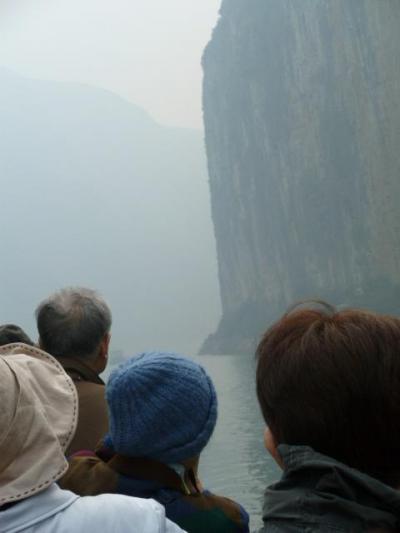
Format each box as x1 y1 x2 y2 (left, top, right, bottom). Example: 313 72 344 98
256 301 400 487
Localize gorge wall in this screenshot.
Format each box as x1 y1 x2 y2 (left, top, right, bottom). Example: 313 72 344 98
201 0 400 354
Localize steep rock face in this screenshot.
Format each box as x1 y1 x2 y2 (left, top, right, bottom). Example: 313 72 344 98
202 0 400 353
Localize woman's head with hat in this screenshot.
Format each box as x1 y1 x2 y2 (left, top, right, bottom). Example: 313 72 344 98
105 352 218 464
0 343 78 505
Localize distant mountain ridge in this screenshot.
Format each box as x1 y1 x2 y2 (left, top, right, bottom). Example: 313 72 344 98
0 68 220 355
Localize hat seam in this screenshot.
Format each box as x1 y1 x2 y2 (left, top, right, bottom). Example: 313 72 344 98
0 463 68 503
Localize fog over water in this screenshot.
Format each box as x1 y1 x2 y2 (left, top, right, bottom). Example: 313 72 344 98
0 0 222 355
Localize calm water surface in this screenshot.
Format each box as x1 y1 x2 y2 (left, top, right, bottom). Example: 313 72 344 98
196 355 280 530
106 354 280 530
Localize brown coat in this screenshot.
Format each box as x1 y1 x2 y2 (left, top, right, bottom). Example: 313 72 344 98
57 357 109 456
60 450 250 532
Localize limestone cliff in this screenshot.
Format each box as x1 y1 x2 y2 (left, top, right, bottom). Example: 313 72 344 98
202 0 400 354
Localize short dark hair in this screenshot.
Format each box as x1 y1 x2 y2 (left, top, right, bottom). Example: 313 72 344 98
256 303 400 487
0 324 34 346
36 287 112 359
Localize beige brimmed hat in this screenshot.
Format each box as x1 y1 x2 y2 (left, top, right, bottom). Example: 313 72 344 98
0 343 78 505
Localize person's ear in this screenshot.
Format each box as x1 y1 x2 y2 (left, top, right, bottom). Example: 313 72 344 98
264 427 284 469
99 333 111 362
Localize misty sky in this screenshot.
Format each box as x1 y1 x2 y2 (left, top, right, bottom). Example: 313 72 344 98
0 1 222 355
0 0 221 128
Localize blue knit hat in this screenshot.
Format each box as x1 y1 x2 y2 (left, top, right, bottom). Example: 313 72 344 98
105 352 218 463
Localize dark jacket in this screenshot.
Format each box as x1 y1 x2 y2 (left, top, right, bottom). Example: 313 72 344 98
60 447 249 533
260 445 400 532
57 357 108 456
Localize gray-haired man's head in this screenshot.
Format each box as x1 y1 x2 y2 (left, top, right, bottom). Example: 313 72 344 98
35 288 112 363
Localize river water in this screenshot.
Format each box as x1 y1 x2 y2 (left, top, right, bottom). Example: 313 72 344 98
196 355 280 530
106 354 280 530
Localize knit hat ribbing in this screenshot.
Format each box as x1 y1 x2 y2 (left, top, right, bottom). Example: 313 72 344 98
105 352 217 464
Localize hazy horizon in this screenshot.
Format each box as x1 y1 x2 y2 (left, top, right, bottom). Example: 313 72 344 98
0 0 221 129
0 1 223 355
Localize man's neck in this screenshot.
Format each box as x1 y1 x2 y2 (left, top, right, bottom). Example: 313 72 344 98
56 355 105 385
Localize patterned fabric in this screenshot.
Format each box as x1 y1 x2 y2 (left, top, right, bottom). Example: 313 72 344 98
60 449 249 533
